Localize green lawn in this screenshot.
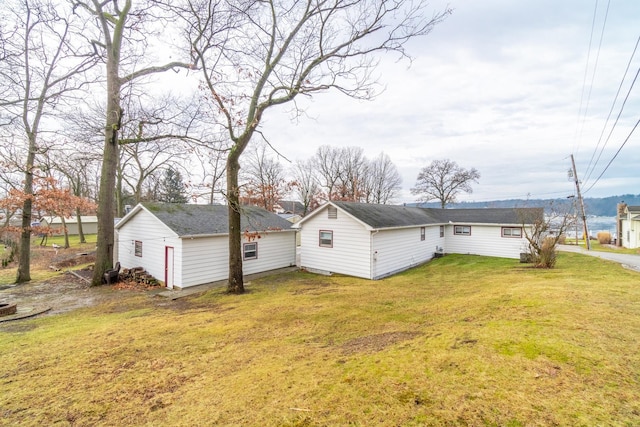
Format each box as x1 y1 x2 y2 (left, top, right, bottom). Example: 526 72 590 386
1 253 639 426
0 235 97 284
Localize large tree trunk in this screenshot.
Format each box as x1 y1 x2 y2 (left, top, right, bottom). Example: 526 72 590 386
16 133 37 283
76 208 86 243
226 152 244 294
61 216 70 249
16 197 32 283
92 60 121 286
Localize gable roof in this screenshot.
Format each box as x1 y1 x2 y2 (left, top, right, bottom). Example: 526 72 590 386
331 201 441 228
297 201 543 230
116 203 293 237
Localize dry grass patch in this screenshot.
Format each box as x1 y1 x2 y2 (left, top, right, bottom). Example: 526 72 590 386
1 253 640 425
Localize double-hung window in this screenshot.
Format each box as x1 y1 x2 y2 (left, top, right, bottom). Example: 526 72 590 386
502 227 522 238
134 240 143 257
243 242 258 260
454 225 471 236
319 230 333 248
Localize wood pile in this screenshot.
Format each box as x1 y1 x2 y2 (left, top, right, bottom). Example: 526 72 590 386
121 267 159 285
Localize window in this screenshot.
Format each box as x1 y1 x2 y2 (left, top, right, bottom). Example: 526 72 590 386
454 225 471 236
328 206 337 219
440 225 445 238
420 227 425 241
502 227 522 238
243 242 258 260
134 240 143 257
319 230 333 247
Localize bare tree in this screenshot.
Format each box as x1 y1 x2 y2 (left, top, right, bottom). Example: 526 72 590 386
411 159 481 208
72 0 193 285
312 145 343 202
335 146 367 201
291 159 321 216
519 203 573 269
0 0 97 282
180 0 451 293
362 152 402 204
43 148 101 244
188 143 227 204
240 144 288 211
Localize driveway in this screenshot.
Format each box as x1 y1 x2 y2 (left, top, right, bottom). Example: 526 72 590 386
558 244 640 272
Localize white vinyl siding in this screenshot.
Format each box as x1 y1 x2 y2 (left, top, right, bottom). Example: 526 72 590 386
116 206 296 289
372 226 442 279
445 224 528 259
621 219 640 249
299 205 371 279
116 211 181 284
241 232 296 276
181 231 296 287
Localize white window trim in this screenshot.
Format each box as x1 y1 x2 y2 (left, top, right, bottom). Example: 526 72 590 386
502 227 523 238
319 230 333 248
243 242 258 260
454 225 471 236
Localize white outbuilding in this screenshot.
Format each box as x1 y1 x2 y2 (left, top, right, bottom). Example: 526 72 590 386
115 203 297 289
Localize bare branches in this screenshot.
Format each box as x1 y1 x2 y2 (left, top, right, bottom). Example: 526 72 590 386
411 159 481 208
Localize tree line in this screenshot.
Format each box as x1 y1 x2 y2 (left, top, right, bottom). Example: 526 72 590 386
0 0 451 292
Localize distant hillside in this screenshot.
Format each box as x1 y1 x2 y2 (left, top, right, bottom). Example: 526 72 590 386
406 194 640 217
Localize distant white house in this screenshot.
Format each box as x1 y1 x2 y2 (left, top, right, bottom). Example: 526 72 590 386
39 216 98 235
619 205 640 249
293 201 542 280
115 203 297 289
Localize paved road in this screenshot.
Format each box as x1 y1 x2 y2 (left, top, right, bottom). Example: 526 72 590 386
558 244 640 272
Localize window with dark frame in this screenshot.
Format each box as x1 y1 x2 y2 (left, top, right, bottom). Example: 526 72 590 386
319 230 333 247
454 225 471 236
502 227 523 238
243 242 258 260
420 227 425 241
134 240 143 257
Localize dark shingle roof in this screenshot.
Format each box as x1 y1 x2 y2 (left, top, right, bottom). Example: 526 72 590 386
332 201 441 228
433 207 543 225
136 203 293 237
330 201 542 229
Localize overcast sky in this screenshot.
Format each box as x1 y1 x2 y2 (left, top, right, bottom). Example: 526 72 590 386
259 0 640 203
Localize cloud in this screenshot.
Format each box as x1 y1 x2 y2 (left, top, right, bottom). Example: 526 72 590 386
261 0 640 203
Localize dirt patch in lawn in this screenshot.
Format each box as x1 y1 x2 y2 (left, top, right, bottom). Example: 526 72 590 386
341 331 422 355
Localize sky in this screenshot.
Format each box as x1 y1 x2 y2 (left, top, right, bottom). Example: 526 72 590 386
259 0 640 204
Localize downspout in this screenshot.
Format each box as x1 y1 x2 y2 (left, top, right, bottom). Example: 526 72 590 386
371 229 379 279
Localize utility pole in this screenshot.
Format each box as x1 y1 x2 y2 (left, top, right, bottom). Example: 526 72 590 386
570 154 590 250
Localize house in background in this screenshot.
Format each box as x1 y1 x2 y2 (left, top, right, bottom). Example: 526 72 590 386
618 204 640 249
274 200 306 216
115 203 296 289
293 201 542 280
39 216 98 235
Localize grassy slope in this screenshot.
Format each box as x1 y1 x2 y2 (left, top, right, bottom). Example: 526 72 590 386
1 253 639 426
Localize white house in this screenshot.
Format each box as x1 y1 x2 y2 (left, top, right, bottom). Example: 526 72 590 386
39 216 98 235
293 201 542 280
619 205 640 249
115 203 297 289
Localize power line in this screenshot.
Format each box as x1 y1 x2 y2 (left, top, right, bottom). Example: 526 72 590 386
583 117 640 194
583 34 640 183
573 0 604 155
